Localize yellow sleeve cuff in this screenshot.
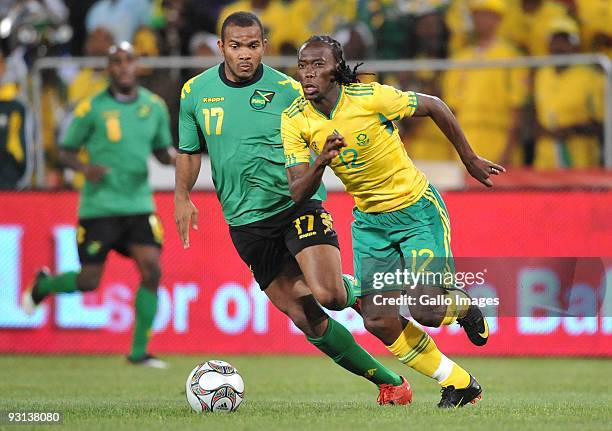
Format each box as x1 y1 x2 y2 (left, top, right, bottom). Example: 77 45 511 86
285 153 311 168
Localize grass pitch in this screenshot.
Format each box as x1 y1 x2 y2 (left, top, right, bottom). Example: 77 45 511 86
0 355 610 431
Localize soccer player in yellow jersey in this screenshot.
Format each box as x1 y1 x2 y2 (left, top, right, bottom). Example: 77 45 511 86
282 36 505 408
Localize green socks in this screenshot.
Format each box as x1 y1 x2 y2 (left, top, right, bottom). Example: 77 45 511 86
308 317 402 386
341 274 358 308
37 271 78 295
130 286 158 360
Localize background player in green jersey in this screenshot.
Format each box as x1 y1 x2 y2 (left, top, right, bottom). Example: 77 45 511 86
22 43 175 369
174 12 411 405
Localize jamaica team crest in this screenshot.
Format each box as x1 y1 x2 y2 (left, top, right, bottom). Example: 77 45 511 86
250 90 275 110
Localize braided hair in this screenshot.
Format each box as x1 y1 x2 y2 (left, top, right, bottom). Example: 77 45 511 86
301 35 367 85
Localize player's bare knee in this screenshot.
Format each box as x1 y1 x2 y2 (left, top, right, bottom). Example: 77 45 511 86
311 285 345 311
316 293 343 311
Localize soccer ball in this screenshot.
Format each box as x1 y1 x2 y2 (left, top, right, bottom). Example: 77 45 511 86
185 360 244 413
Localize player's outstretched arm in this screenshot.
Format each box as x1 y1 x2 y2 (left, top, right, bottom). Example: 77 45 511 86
413 93 506 187
174 153 201 248
286 133 346 203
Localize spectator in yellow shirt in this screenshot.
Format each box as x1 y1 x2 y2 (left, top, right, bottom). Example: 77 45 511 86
500 0 569 56
443 0 528 165
575 0 612 57
534 17 604 169
591 29 612 59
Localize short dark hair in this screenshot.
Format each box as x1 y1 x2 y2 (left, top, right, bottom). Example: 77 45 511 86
221 11 264 41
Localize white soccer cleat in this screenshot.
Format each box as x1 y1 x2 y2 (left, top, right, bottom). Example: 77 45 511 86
128 354 169 369
21 267 51 316
141 357 169 369
21 289 37 316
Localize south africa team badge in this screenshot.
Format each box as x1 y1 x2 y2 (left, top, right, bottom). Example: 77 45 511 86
250 90 275 110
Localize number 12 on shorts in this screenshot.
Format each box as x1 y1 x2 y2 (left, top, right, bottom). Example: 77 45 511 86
410 248 434 272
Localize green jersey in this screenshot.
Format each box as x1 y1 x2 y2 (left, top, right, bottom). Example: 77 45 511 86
62 87 172 219
178 63 325 227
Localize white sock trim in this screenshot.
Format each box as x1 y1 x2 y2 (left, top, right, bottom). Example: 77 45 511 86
432 354 454 383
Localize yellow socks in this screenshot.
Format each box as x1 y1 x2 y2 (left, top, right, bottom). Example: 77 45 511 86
387 320 470 388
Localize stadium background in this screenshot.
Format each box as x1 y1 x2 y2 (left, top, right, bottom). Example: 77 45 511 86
0 0 611 358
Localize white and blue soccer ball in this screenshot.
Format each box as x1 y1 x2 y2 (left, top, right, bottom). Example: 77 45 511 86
185 360 244 413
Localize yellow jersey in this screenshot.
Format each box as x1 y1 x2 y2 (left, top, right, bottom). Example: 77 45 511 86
282 82 428 213
576 0 612 57
500 0 568 56
534 65 604 169
442 38 528 162
68 69 108 105
443 38 527 131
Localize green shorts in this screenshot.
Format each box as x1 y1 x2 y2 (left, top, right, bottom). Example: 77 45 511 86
352 184 454 296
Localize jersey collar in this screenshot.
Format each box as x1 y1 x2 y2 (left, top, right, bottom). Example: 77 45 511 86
309 85 345 120
107 87 140 104
218 62 264 88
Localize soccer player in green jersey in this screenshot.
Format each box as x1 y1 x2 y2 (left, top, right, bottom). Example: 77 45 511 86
174 12 411 405
282 36 506 407
22 43 175 368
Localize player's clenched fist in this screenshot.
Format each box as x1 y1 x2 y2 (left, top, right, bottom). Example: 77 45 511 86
174 197 198 249
317 133 347 166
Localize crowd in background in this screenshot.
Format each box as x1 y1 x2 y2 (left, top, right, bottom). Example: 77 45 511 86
0 0 610 189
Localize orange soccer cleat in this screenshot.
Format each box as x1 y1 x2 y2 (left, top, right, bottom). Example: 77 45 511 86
377 376 413 405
